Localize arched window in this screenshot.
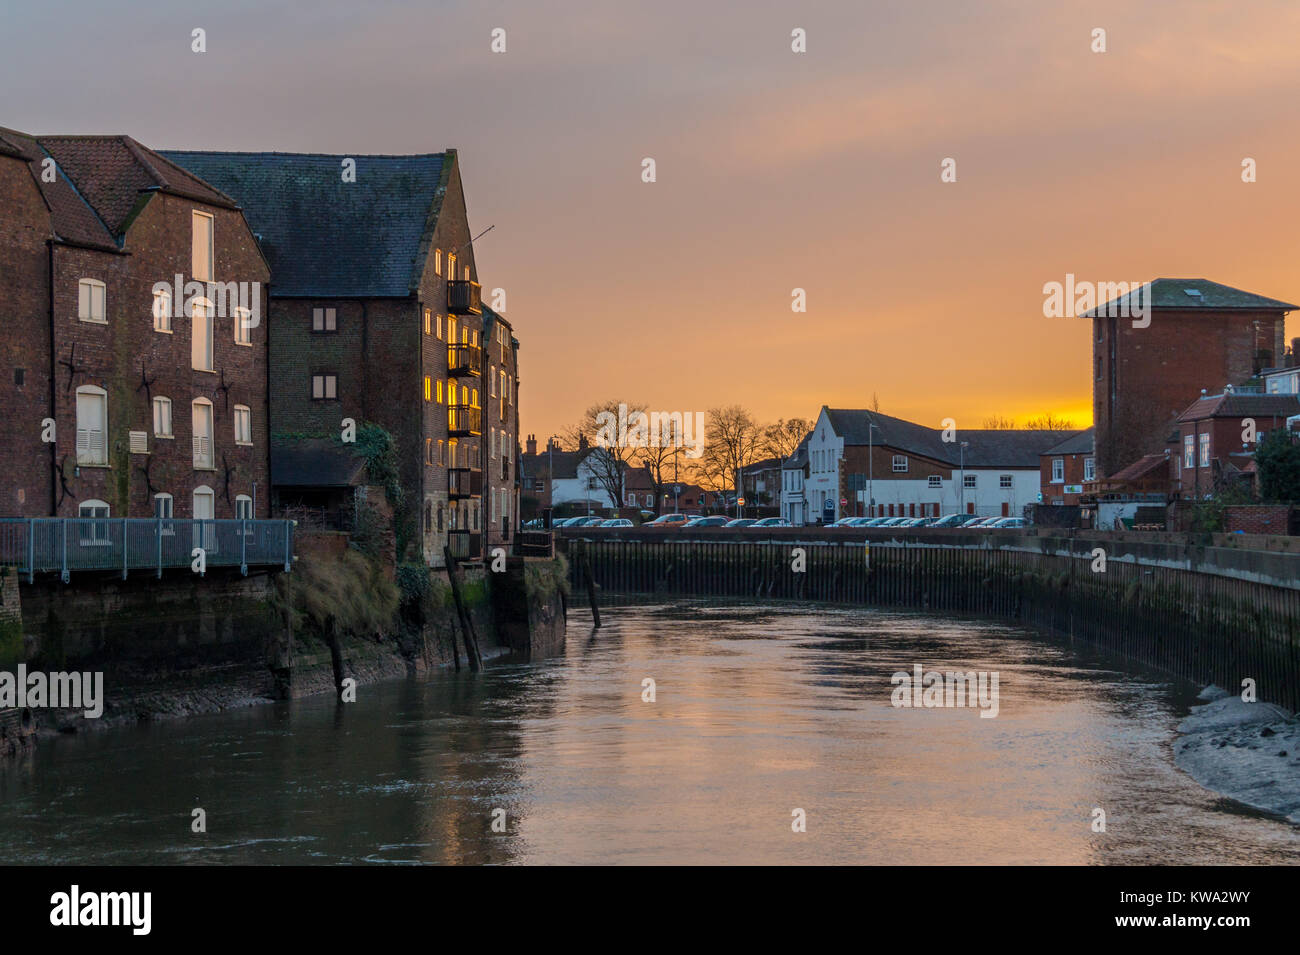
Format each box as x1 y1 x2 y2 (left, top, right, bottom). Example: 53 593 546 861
437 503 445 532
75 385 108 465
78 278 106 323
235 494 252 520
192 397 214 468
153 493 173 519
424 502 432 534
78 498 111 544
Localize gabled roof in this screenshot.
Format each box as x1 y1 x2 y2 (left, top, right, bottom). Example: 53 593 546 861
271 437 369 488
36 134 237 235
1177 393 1300 422
822 409 1070 468
0 127 118 251
159 150 450 297
1041 427 1095 456
782 433 811 469
1080 278 1298 317
1107 453 1169 484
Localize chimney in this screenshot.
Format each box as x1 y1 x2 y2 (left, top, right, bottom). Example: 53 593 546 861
526 434 537 455
1291 337 1300 368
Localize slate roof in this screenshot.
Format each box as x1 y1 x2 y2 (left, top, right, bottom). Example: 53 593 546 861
1107 453 1169 484
520 449 586 481
0 127 118 251
1041 427 1095 456
824 408 1072 468
271 437 369 488
34 134 237 235
1080 278 1299 317
1177 393 1300 422
159 150 449 297
782 433 811 469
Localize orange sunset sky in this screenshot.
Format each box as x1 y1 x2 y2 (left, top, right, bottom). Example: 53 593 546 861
5 0 1299 440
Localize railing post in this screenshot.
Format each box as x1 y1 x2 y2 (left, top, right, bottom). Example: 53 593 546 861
60 518 68 584
240 519 248 576
27 517 35 584
122 518 128 580
284 520 293 572
157 517 163 579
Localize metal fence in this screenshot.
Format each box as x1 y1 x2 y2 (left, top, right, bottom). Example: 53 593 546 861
0 518 294 582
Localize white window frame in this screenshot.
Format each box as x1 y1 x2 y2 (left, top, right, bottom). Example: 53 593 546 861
1198 432 1210 468
154 493 174 520
964 474 977 489
153 287 173 332
1051 458 1064 483
192 211 214 283
1083 457 1095 481
927 475 942 489
153 396 173 438
235 494 253 520
892 455 908 473
234 306 253 345
78 499 112 545
999 474 1013 489
192 397 215 469
75 385 108 466
1183 435 1194 470
234 404 252 445
78 278 106 324
191 297 215 372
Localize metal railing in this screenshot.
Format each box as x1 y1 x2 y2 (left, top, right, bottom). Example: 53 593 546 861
0 518 294 582
448 404 482 436
447 528 482 560
447 343 483 377
513 529 553 558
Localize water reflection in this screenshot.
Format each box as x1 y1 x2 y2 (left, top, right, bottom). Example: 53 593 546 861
1 602 1296 864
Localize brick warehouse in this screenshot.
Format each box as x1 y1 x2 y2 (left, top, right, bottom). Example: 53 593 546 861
162 149 520 566
1085 278 1296 479
0 128 270 521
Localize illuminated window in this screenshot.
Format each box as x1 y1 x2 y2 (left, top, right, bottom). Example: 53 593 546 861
1198 432 1210 467
424 376 432 401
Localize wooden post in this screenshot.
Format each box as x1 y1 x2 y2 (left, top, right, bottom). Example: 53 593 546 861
443 547 482 671
582 542 601 628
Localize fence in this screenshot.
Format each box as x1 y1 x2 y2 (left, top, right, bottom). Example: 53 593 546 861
562 536 1300 711
0 518 294 582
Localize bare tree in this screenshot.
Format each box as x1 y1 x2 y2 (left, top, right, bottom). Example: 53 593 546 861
1023 413 1076 431
871 392 881 412
565 399 647 512
696 405 761 512
981 414 1016 429
760 417 809 463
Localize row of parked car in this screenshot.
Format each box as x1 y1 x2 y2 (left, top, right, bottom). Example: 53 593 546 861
537 513 1029 530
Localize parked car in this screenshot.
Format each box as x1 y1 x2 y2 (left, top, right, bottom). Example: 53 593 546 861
897 517 927 527
601 518 634 527
847 517 878 526
859 517 891 526
750 518 792 528
571 516 606 527
965 517 1003 528
829 516 858 527
645 513 690 528
926 513 971 528
992 517 1028 528
723 518 758 528
684 515 730 527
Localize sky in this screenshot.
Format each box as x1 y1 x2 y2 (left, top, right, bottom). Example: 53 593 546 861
4 0 1299 441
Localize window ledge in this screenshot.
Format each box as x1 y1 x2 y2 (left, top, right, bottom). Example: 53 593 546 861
235 441 253 447
156 434 174 440
75 462 110 469
154 327 174 335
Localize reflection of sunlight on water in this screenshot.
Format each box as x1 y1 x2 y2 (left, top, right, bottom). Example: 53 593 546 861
1 601 1297 865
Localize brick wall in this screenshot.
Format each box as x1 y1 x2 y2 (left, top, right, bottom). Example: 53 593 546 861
1223 505 1294 535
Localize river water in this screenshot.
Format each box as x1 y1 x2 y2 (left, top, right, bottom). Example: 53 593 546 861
1 602 1296 864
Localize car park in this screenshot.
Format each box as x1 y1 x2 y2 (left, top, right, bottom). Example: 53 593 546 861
750 518 792 528
829 516 858 527
847 517 878 526
723 518 758 528
645 513 690 528
684 515 730 527
601 518 634 527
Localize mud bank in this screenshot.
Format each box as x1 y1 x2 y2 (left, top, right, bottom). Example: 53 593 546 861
1175 686 1300 824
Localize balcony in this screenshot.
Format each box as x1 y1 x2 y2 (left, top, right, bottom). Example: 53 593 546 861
512 530 554 558
447 280 482 315
448 467 482 500
447 528 481 560
447 343 482 377
448 404 482 437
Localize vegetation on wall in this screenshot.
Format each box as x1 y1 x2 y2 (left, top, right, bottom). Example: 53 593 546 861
1256 430 1300 503
275 548 399 640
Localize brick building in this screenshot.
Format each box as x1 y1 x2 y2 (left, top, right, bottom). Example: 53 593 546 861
1086 278 1297 479
163 149 518 565
1038 428 1095 506
1169 390 1300 499
0 128 270 522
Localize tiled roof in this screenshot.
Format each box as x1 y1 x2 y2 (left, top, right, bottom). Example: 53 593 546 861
1080 278 1298 317
1107 453 1169 483
159 150 449 297
782 433 811 469
37 134 237 235
271 437 368 487
1041 427 1095 456
1177 393 1300 422
0 127 118 251
824 409 1070 468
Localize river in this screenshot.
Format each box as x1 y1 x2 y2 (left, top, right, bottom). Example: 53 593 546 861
1 602 1296 864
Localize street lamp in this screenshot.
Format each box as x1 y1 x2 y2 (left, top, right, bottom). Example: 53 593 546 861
548 434 561 526
867 420 880 518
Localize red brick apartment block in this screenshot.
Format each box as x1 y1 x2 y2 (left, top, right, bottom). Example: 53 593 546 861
161 149 519 565
0 128 270 520
1038 428 1095 506
1168 391 1300 499
1086 278 1296 479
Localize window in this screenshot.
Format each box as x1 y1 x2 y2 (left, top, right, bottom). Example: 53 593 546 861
153 288 172 332
964 474 977 489
235 495 253 520
192 211 214 282
234 405 252 445
1183 434 1194 469
191 298 214 371
153 397 173 437
78 279 106 323
192 399 214 468
490 427 496 458
154 493 173 519
436 314 443 340
424 376 432 401
312 374 337 400
1051 458 1064 483
78 500 111 545
129 430 148 454
447 316 457 344
312 307 337 332
424 308 432 335
892 455 908 472
927 475 942 489
1000 474 1013 489
435 250 442 276
490 368 497 397
234 306 253 345
436 379 443 403
75 386 108 465
447 253 456 283
1198 432 1210 468
437 440 445 465
1083 457 1095 481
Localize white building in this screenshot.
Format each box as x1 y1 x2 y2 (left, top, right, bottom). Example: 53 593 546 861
780 434 811 524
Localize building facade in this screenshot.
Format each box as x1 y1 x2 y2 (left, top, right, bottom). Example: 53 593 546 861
1039 428 1095 506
